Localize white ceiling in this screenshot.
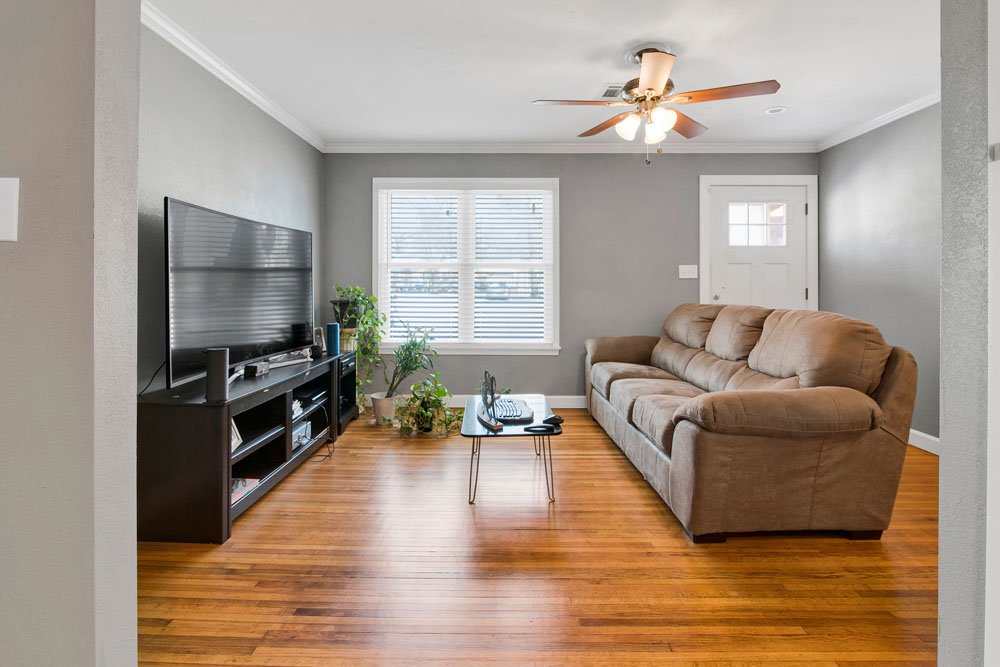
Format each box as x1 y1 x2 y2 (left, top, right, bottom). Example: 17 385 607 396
145 0 940 152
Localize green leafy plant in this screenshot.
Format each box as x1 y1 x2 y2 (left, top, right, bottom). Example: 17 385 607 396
396 372 463 436
331 284 385 408
383 330 437 398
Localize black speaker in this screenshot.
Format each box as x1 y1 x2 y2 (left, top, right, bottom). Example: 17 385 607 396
205 347 229 403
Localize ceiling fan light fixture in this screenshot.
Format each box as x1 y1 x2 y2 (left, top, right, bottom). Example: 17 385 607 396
643 121 667 145
614 113 641 141
648 107 678 133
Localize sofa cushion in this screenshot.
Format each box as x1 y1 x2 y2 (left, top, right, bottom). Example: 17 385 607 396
671 350 748 393
649 304 725 383
725 367 801 391
674 386 883 437
633 395 690 455
747 310 892 394
650 339 700 380
705 305 773 361
656 303 725 349
609 378 704 421
590 362 678 398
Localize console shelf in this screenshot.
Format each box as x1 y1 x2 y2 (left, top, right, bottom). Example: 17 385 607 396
293 400 326 425
231 424 285 464
138 354 344 543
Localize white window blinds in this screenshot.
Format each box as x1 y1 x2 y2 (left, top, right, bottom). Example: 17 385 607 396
374 178 559 354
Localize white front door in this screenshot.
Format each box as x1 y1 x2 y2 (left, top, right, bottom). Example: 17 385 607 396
701 181 815 310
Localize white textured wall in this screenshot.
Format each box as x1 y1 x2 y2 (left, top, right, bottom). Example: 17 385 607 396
0 0 139 664
94 0 140 663
0 1 99 662
985 0 1000 661
940 0 989 663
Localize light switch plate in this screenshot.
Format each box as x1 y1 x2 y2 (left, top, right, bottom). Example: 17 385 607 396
678 264 698 279
0 178 19 242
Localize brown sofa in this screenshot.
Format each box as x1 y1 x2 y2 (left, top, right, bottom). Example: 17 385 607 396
585 304 918 543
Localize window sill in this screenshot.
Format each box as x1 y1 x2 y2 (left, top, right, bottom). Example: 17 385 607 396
378 343 561 356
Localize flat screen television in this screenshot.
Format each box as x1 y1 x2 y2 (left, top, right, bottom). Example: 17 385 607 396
165 197 313 388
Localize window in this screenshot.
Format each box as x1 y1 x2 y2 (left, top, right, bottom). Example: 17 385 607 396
373 178 559 354
728 202 787 246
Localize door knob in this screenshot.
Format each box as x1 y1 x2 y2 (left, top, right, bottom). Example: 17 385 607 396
712 294 720 301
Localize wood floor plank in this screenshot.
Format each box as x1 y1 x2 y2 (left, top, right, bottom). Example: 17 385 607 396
138 409 938 663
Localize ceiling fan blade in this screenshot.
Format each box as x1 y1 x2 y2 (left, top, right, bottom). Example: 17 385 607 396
637 51 676 95
671 111 708 138
667 79 780 104
532 99 629 106
578 112 633 138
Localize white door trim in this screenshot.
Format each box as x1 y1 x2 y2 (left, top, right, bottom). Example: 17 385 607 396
699 175 819 310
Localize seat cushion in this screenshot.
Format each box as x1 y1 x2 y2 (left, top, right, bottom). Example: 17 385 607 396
609 378 704 421
632 394 690 455
590 362 678 398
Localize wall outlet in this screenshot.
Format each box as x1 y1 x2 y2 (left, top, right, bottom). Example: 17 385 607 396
678 264 698 279
0 178 19 242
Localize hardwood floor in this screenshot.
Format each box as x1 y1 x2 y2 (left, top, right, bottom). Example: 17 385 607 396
138 409 938 665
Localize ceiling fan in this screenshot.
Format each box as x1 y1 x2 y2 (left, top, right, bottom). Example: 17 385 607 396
533 44 780 149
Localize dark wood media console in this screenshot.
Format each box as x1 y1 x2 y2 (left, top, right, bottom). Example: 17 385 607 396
137 354 344 543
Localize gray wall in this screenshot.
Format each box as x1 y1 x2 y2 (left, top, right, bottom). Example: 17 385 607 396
138 27 324 392
818 105 941 436
0 0 140 663
940 0 989 662
324 153 817 396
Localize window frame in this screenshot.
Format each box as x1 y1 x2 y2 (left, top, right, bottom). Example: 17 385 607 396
372 177 560 355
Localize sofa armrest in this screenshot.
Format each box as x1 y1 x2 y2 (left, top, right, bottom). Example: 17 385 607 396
584 336 659 414
584 336 659 365
673 386 883 438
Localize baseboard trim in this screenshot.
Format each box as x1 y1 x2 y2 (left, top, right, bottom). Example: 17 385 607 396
908 428 940 455
447 394 587 409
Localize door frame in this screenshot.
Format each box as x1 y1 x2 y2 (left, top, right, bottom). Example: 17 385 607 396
698 174 819 310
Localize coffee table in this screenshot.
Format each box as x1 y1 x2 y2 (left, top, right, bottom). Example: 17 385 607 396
461 394 561 504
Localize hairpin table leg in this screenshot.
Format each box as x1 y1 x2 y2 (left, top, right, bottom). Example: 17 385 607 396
534 435 541 456
541 435 555 502
468 436 482 504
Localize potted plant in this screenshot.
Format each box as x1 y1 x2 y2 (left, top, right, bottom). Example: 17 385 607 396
396 373 463 436
331 284 375 352
331 284 385 410
370 331 437 424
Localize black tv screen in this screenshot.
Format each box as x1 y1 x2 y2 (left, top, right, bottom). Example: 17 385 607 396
165 198 313 388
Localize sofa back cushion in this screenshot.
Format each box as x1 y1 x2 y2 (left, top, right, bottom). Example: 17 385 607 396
705 305 773 361
660 303 724 349
650 304 736 392
742 309 891 394
675 351 748 392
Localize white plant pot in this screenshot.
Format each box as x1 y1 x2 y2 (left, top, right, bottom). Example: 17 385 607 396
370 391 399 425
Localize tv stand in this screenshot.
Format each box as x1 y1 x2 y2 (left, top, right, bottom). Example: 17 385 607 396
137 354 345 543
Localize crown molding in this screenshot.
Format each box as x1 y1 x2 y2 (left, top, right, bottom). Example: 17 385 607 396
816 91 941 152
321 141 818 154
140 1 324 151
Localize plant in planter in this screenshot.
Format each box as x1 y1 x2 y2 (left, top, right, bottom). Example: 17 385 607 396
396 373 463 437
331 284 385 410
369 331 437 424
